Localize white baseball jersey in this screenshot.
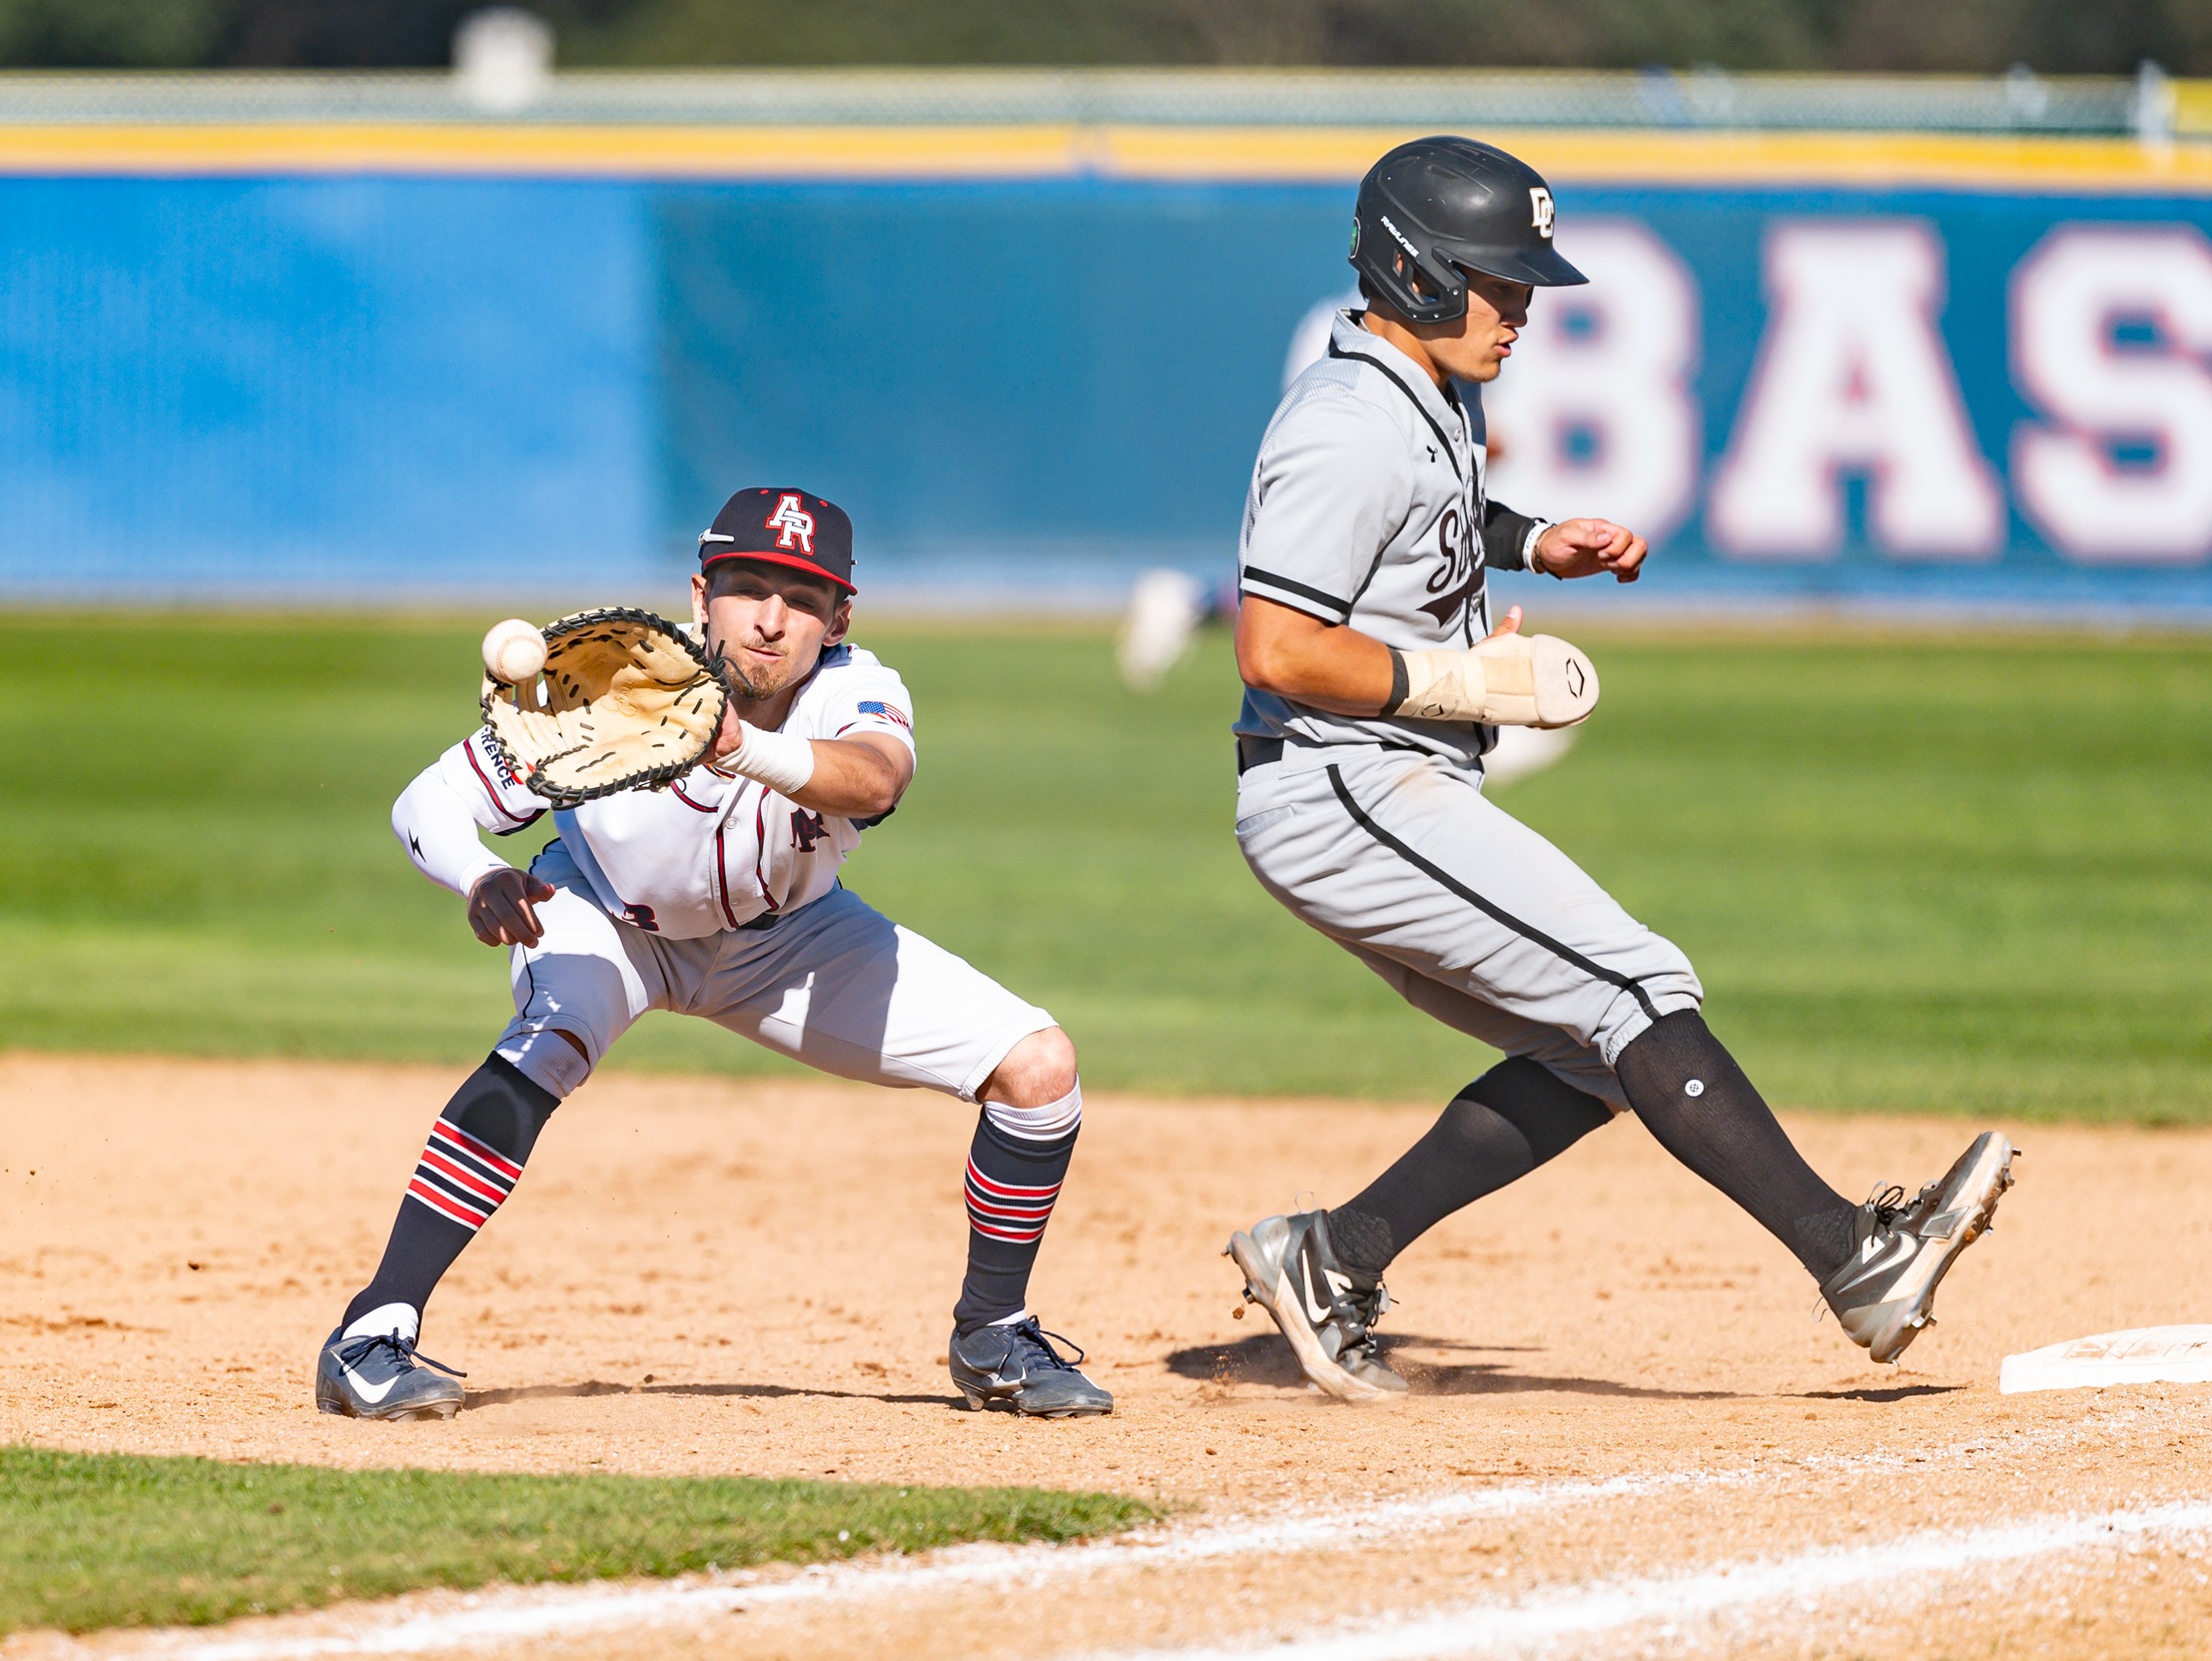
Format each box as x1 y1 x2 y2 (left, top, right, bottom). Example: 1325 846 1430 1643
395 642 915 940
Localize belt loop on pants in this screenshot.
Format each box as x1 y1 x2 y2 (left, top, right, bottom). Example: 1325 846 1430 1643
1236 735 1284 775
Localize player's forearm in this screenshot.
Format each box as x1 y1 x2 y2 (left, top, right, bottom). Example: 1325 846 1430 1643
393 766 507 896
787 737 908 818
1235 595 1396 715
714 726 910 818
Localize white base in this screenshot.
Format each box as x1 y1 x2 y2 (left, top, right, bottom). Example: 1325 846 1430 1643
1998 1325 2212 1395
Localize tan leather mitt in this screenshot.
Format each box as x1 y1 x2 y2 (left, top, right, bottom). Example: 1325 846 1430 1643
479 608 729 805
1391 631 1600 728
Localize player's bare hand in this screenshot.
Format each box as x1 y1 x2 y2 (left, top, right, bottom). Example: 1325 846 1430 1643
468 868 555 949
1536 518 1648 583
1483 604 1525 642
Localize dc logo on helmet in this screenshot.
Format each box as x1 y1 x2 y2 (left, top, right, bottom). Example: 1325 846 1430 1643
765 493 817 555
1529 187 1557 240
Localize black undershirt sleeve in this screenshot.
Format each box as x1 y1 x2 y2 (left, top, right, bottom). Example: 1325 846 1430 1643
1481 499 1539 571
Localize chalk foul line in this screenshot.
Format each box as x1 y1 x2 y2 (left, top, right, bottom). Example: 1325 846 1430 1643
54 1411 2185 1661
1086 1498 2212 1661
87 1461 1784 1661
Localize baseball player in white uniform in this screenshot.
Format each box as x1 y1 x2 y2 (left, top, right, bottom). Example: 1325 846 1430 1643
318 487 1112 1420
1226 139 2015 1399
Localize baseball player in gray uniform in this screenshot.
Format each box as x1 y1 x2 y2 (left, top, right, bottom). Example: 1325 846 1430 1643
1226 138 2016 1400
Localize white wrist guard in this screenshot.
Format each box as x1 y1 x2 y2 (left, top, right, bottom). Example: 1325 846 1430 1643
718 721 816 795
1388 633 1601 728
1523 519 1560 577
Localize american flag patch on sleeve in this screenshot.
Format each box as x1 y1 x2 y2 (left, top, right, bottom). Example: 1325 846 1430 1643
856 700 912 729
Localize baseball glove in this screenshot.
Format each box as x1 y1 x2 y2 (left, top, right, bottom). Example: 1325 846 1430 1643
479 608 729 806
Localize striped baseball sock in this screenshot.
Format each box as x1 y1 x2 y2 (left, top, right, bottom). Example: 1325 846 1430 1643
952 1086 1082 1333
341 1056 560 1334
405 1116 524 1231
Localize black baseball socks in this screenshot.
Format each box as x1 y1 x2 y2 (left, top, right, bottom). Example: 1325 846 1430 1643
1614 1009 1857 1278
340 1056 559 1339
952 1088 1082 1333
1327 1057 1614 1276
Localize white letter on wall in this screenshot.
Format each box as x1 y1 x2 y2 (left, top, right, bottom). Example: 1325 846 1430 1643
2012 225 2212 563
1483 221 1701 543
1710 221 2003 560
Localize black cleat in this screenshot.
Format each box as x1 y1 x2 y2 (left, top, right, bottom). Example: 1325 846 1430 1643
1227 1210 1405 1401
315 1327 466 1421
948 1317 1113 1417
1821 1132 2017 1364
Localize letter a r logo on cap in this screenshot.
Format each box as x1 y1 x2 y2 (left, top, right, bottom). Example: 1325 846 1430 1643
765 493 817 555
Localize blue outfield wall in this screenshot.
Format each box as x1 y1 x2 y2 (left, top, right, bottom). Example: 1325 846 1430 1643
5 169 2212 609
0 178 659 595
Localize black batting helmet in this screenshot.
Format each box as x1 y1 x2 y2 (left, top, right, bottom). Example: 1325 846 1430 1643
1350 136 1586 323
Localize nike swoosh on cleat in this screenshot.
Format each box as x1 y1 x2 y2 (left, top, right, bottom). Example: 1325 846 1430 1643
1832 1232 1917 1295
341 1364 402 1405
1299 1255 1332 1324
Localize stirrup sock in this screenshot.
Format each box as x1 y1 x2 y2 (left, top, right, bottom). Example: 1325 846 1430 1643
954 1085 1081 1331
1331 1057 1611 1275
342 1056 559 1330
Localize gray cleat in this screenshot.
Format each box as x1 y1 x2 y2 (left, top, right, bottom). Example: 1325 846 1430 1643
1821 1131 2017 1364
948 1317 1113 1417
316 1327 467 1421
1227 1211 1406 1401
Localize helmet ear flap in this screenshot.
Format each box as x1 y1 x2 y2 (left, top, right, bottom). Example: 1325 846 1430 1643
1349 203 1469 324
1395 249 1456 311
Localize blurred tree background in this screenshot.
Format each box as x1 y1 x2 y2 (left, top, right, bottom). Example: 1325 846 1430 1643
4 0 2208 76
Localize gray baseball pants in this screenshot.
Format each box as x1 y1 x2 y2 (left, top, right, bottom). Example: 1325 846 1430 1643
1234 745 1703 1110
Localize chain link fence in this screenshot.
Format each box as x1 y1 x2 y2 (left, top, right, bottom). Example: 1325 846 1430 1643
0 65 2187 136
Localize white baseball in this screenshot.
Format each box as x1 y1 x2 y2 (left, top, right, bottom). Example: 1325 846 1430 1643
482 618 546 684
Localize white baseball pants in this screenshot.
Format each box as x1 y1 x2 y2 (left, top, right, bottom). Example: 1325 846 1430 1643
493 839 1056 1102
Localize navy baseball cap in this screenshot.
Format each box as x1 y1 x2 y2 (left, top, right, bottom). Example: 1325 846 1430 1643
698 487 855 593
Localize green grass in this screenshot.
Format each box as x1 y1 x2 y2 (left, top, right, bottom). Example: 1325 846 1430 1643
0 1446 1149 1634
2 612 2208 1120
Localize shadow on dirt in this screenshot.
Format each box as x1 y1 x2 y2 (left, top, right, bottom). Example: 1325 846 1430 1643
464 1379 957 1410
1165 1333 1740 1400
1797 1383 1965 1403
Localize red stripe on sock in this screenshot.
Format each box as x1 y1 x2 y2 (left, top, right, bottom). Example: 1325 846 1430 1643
418 1147 508 1207
966 1189 1056 1223
430 1120 523 1182
964 1163 1062 1202
969 1220 1048 1243
406 1178 490 1230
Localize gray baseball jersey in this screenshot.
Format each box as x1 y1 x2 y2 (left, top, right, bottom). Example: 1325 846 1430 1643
1232 310 1701 1091
1234 309 1550 770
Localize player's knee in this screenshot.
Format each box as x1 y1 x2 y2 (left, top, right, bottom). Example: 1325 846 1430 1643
445 1055 563 1163
1458 1057 1612 1163
985 1026 1079 1111
495 1025 595 1100
1615 1008 1747 1108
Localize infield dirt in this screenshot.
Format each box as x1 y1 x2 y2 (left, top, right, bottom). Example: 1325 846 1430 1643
5 1051 2212 1659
